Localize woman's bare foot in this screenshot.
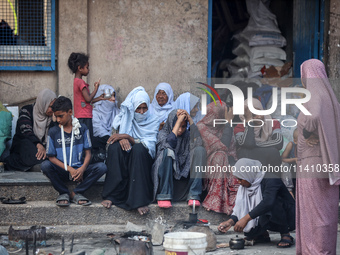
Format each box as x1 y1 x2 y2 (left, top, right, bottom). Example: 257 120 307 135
137 206 149 215
203 205 210 211
101 200 112 209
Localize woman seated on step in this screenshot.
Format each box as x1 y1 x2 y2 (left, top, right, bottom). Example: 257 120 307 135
234 98 283 169
101 86 158 215
152 109 205 208
174 92 203 124
91 84 119 163
218 158 295 248
149 82 175 130
196 101 238 214
5 89 57 171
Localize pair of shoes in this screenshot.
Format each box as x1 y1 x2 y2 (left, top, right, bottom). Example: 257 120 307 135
0 196 26 204
56 193 70 207
71 193 92 206
188 200 201 207
277 234 294 248
158 200 172 208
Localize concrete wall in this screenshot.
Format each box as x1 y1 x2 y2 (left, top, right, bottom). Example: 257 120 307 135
1 0 208 106
327 0 340 79
58 0 88 99
326 0 340 98
0 72 57 107
3 0 339 106
59 0 209 103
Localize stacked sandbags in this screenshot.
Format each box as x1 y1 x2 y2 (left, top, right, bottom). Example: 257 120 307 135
249 46 286 76
228 0 288 78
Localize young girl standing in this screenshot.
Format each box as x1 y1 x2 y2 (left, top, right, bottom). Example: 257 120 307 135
68 52 102 140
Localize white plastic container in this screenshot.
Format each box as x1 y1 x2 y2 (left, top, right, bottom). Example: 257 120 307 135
163 232 207 255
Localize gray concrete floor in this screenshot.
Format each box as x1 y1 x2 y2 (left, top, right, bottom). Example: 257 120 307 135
3 233 297 255
3 231 340 255
2 224 340 254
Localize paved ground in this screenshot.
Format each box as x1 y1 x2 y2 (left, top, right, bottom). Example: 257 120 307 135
2 228 340 255
3 233 298 255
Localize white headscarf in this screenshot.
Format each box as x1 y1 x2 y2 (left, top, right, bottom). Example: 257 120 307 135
232 158 265 233
174 92 203 124
92 84 120 137
33 89 56 144
112 86 158 158
149 82 175 123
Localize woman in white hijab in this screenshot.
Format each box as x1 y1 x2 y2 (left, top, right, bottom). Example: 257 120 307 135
174 92 203 124
149 82 175 130
101 86 159 215
5 89 56 171
218 158 295 248
91 84 119 162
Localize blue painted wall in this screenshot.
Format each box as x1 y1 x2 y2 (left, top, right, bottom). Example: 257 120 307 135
293 0 325 77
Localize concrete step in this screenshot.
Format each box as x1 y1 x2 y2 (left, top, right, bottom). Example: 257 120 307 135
0 171 105 201
0 171 229 227
0 200 229 227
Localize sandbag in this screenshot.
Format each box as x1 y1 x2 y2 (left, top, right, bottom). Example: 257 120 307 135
243 0 281 34
249 32 287 47
250 46 287 60
250 58 284 72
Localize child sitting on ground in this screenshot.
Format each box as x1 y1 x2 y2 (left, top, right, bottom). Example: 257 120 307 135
41 96 107 207
281 128 298 198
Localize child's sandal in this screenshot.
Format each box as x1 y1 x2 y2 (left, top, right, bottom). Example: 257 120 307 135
72 193 92 206
56 193 70 207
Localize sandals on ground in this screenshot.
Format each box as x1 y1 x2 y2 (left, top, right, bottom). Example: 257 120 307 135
277 234 294 248
71 193 92 206
188 200 201 207
157 200 172 208
0 196 26 204
56 193 70 207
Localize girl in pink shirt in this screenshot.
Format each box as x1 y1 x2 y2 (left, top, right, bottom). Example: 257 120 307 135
68 52 103 141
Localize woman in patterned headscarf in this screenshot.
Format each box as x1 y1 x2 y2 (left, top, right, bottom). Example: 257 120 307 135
5 89 56 171
296 59 340 255
197 102 238 214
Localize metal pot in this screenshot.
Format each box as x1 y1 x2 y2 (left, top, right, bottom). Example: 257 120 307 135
104 88 112 99
229 235 245 250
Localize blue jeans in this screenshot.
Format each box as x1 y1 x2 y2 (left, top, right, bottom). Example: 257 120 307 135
41 160 107 195
156 147 205 201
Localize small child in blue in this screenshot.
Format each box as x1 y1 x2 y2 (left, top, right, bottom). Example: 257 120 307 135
41 96 107 207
